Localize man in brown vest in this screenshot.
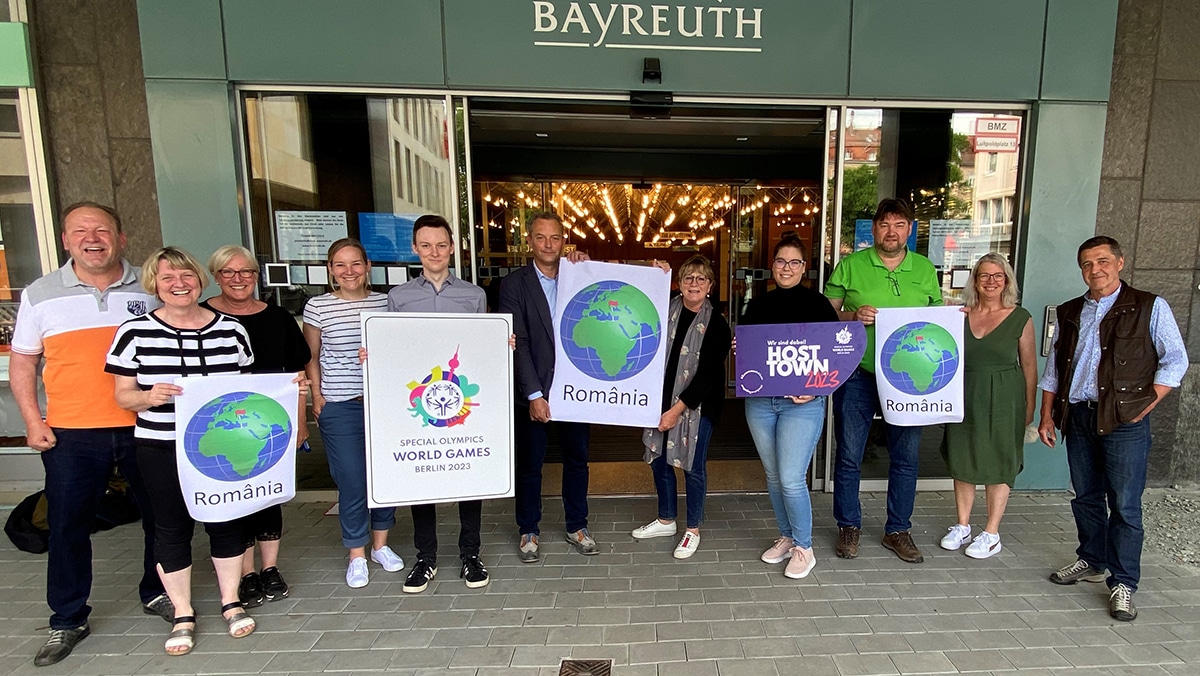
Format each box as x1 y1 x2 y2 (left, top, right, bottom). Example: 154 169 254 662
1037 236 1188 622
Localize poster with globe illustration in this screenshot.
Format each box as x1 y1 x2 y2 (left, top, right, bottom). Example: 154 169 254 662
551 261 671 427
874 307 965 426
174 374 300 522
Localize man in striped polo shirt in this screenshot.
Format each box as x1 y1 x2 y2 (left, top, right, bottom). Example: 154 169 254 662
11 202 170 667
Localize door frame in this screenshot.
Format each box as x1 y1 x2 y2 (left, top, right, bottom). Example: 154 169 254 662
232 84 1031 494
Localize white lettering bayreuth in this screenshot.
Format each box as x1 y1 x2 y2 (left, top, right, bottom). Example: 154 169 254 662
532 1 763 52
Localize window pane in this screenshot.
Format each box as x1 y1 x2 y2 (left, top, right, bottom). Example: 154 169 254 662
0 90 52 439
242 92 455 273
241 91 458 488
837 107 1026 481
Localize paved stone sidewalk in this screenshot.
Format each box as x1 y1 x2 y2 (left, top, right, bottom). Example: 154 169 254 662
1 491 1197 675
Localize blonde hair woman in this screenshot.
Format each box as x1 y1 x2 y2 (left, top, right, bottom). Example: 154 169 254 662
202 245 311 606
938 253 1037 559
106 247 256 655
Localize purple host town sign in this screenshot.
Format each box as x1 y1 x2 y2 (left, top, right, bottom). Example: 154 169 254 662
735 322 867 397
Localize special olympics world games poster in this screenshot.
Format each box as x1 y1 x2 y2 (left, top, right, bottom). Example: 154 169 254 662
550 261 671 428
735 322 867 397
874 307 965 426
174 374 300 522
362 313 514 508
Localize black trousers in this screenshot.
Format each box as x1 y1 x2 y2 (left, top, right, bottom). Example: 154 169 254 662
136 442 248 573
411 500 482 566
238 504 283 543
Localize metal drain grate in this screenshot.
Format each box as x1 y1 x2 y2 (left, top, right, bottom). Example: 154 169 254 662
559 659 613 676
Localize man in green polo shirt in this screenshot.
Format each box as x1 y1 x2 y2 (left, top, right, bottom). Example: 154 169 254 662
825 198 942 564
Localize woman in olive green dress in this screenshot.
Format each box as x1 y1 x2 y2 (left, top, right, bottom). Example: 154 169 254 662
939 253 1037 559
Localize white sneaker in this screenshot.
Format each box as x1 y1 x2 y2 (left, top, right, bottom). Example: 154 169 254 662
784 546 816 579
939 524 972 551
673 532 700 559
964 531 1002 559
632 519 677 539
346 557 369 588
371 546 405 572
761 536 794 564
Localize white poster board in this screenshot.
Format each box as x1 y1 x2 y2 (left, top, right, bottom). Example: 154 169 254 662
174 374 299 521
275 211 348 261
362 313 514 508
874 307 965 426
550 261 671 427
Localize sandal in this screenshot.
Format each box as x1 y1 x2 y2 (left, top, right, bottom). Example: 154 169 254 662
165 615 195 656
221 601 255 638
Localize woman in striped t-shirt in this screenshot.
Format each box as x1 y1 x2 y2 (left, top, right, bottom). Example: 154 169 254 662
302 239 401 589
106 247 255 656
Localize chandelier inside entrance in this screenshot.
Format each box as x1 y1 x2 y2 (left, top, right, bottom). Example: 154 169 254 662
480 182 821 248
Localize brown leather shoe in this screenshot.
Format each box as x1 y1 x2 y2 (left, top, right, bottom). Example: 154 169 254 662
882 531 925 563
835 526 860 559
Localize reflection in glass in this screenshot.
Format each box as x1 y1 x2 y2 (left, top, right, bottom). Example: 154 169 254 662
241 92 458 488
243 93 455 269
0 88 51 438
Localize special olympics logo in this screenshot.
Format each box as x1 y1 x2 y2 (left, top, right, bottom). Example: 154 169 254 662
407 348 480 427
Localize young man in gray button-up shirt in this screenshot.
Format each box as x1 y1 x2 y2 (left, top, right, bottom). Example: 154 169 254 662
386 215 489 592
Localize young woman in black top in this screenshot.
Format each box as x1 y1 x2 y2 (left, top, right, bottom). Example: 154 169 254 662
740 235 837 580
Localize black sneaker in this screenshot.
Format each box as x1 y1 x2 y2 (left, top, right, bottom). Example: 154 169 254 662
238 572 266 608
260 566 290 601
402 560 437 593
141 593 174 623
460 556 490 589
34 624 90 666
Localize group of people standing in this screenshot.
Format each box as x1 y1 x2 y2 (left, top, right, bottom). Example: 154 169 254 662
11 197 1186 667
14 203 313 663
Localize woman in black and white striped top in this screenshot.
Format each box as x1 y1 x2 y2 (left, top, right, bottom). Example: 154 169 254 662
302 238 401 589
106 247 256 655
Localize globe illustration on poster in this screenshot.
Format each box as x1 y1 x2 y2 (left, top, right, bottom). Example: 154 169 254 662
182 392 292 481
879 322 960 395
560 280 662 382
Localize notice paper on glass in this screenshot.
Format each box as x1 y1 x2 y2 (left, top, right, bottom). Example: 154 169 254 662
275 211 348 261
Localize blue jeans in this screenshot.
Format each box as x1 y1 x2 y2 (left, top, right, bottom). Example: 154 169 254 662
317 399 395 549
649 417 714 529
745 397 825 549
514 408 591 535
833 368 923 534
41 427 163 630
1065 403 1151 591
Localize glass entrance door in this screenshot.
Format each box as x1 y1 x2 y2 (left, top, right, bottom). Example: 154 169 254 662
235 90 1027 494
822 106 1028 492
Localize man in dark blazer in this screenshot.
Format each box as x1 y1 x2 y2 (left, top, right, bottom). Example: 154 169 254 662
499 212 595 561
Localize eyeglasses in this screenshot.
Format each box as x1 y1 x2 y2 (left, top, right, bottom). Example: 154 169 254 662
218 268 258 280
681 275 710 285
977 272 1006 282
773 258 803 270
885 271 901 296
